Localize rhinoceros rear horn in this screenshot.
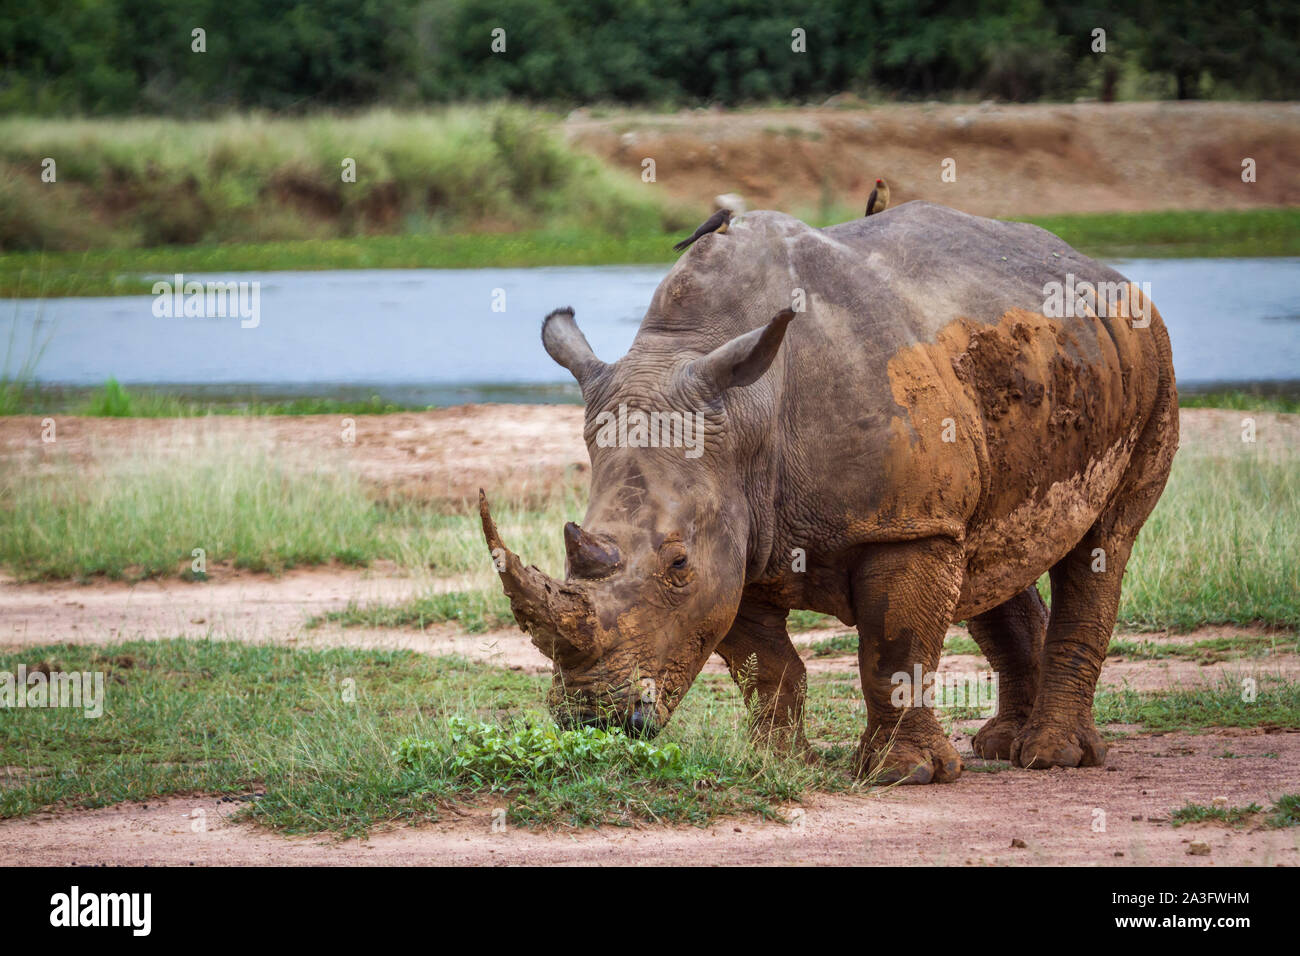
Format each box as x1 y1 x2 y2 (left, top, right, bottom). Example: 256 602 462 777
564 521 622 579
689 308 796 394
479 489 599 662
542 307 607 392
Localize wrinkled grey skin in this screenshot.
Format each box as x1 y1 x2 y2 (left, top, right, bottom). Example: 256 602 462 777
482 201 1178 783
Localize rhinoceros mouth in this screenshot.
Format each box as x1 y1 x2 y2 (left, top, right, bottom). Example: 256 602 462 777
554 695 661 738
479 489 601 664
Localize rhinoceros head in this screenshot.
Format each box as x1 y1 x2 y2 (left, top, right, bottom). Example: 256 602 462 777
480 305 794 736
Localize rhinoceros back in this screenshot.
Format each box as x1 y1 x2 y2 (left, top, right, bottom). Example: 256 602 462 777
645 203 1174 615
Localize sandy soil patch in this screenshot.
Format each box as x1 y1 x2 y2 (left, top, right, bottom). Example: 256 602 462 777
567 101 1300 217
0 565 422 648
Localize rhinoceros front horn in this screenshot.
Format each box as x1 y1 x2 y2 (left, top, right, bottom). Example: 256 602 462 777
478 489 599 662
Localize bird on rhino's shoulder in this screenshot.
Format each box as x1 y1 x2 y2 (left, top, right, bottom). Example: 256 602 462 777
673 208 732 252
864 177 890 216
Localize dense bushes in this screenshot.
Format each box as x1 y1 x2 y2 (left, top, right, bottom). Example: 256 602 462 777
2 0 1297 115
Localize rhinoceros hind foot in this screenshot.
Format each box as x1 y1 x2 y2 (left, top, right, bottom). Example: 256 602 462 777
971 714 1024 760
1011 719 1107 769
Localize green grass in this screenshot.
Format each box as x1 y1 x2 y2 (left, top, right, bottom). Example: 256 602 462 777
1108 633 1299 663
1170 801 1265 828
2 379 584 417
788 609 835 632
0 436 388 580
2 211 1296 300
944 634 982 656
312 589 515 635
0 107 697 298
1171 795 1300 829
3 637 1297 834
6 207 1297 299
818 627 1297 689
808 633 858 657
0 427 589 582
0 640 464 832
67 384 429 418
1268 793 1300 828
2 377 541 417
0 639 861 833
1093 675 1300 733
1015 208 1300 259
0 305 53 415
1180 390 1300 415
80 376 134 417
1119 450 1300 631
0 231 684 298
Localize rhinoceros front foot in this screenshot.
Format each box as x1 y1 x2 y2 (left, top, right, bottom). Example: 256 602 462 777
1010 717 1108 769
855 720 962 785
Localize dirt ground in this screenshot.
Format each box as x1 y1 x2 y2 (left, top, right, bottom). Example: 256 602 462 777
2 406 1298 865
566 101 1300 216
3 725 1296 866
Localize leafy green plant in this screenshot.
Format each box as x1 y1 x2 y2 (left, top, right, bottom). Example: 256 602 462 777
394 716 684 784
1268 793 1300 828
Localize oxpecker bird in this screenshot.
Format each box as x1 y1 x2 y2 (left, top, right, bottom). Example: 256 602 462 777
673 208 731 252
864 178 890 216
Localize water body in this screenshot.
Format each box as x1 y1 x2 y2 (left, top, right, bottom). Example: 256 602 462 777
5 258 1298 404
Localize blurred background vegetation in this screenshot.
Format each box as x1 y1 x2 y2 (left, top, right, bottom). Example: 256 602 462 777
0 108 680 252
2 0 1298 116
1 1 1296 263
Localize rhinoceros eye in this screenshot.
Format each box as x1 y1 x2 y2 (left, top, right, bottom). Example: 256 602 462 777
666 551 690 587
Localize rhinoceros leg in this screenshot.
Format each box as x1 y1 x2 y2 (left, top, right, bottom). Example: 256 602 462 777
850 538 964 784
1009 533 1123 769
1012 369 1177 769
968 585 1046 759
714 597 808 752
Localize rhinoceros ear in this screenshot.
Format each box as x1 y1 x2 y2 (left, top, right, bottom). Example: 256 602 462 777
542 307 607 390
689 308 795 393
